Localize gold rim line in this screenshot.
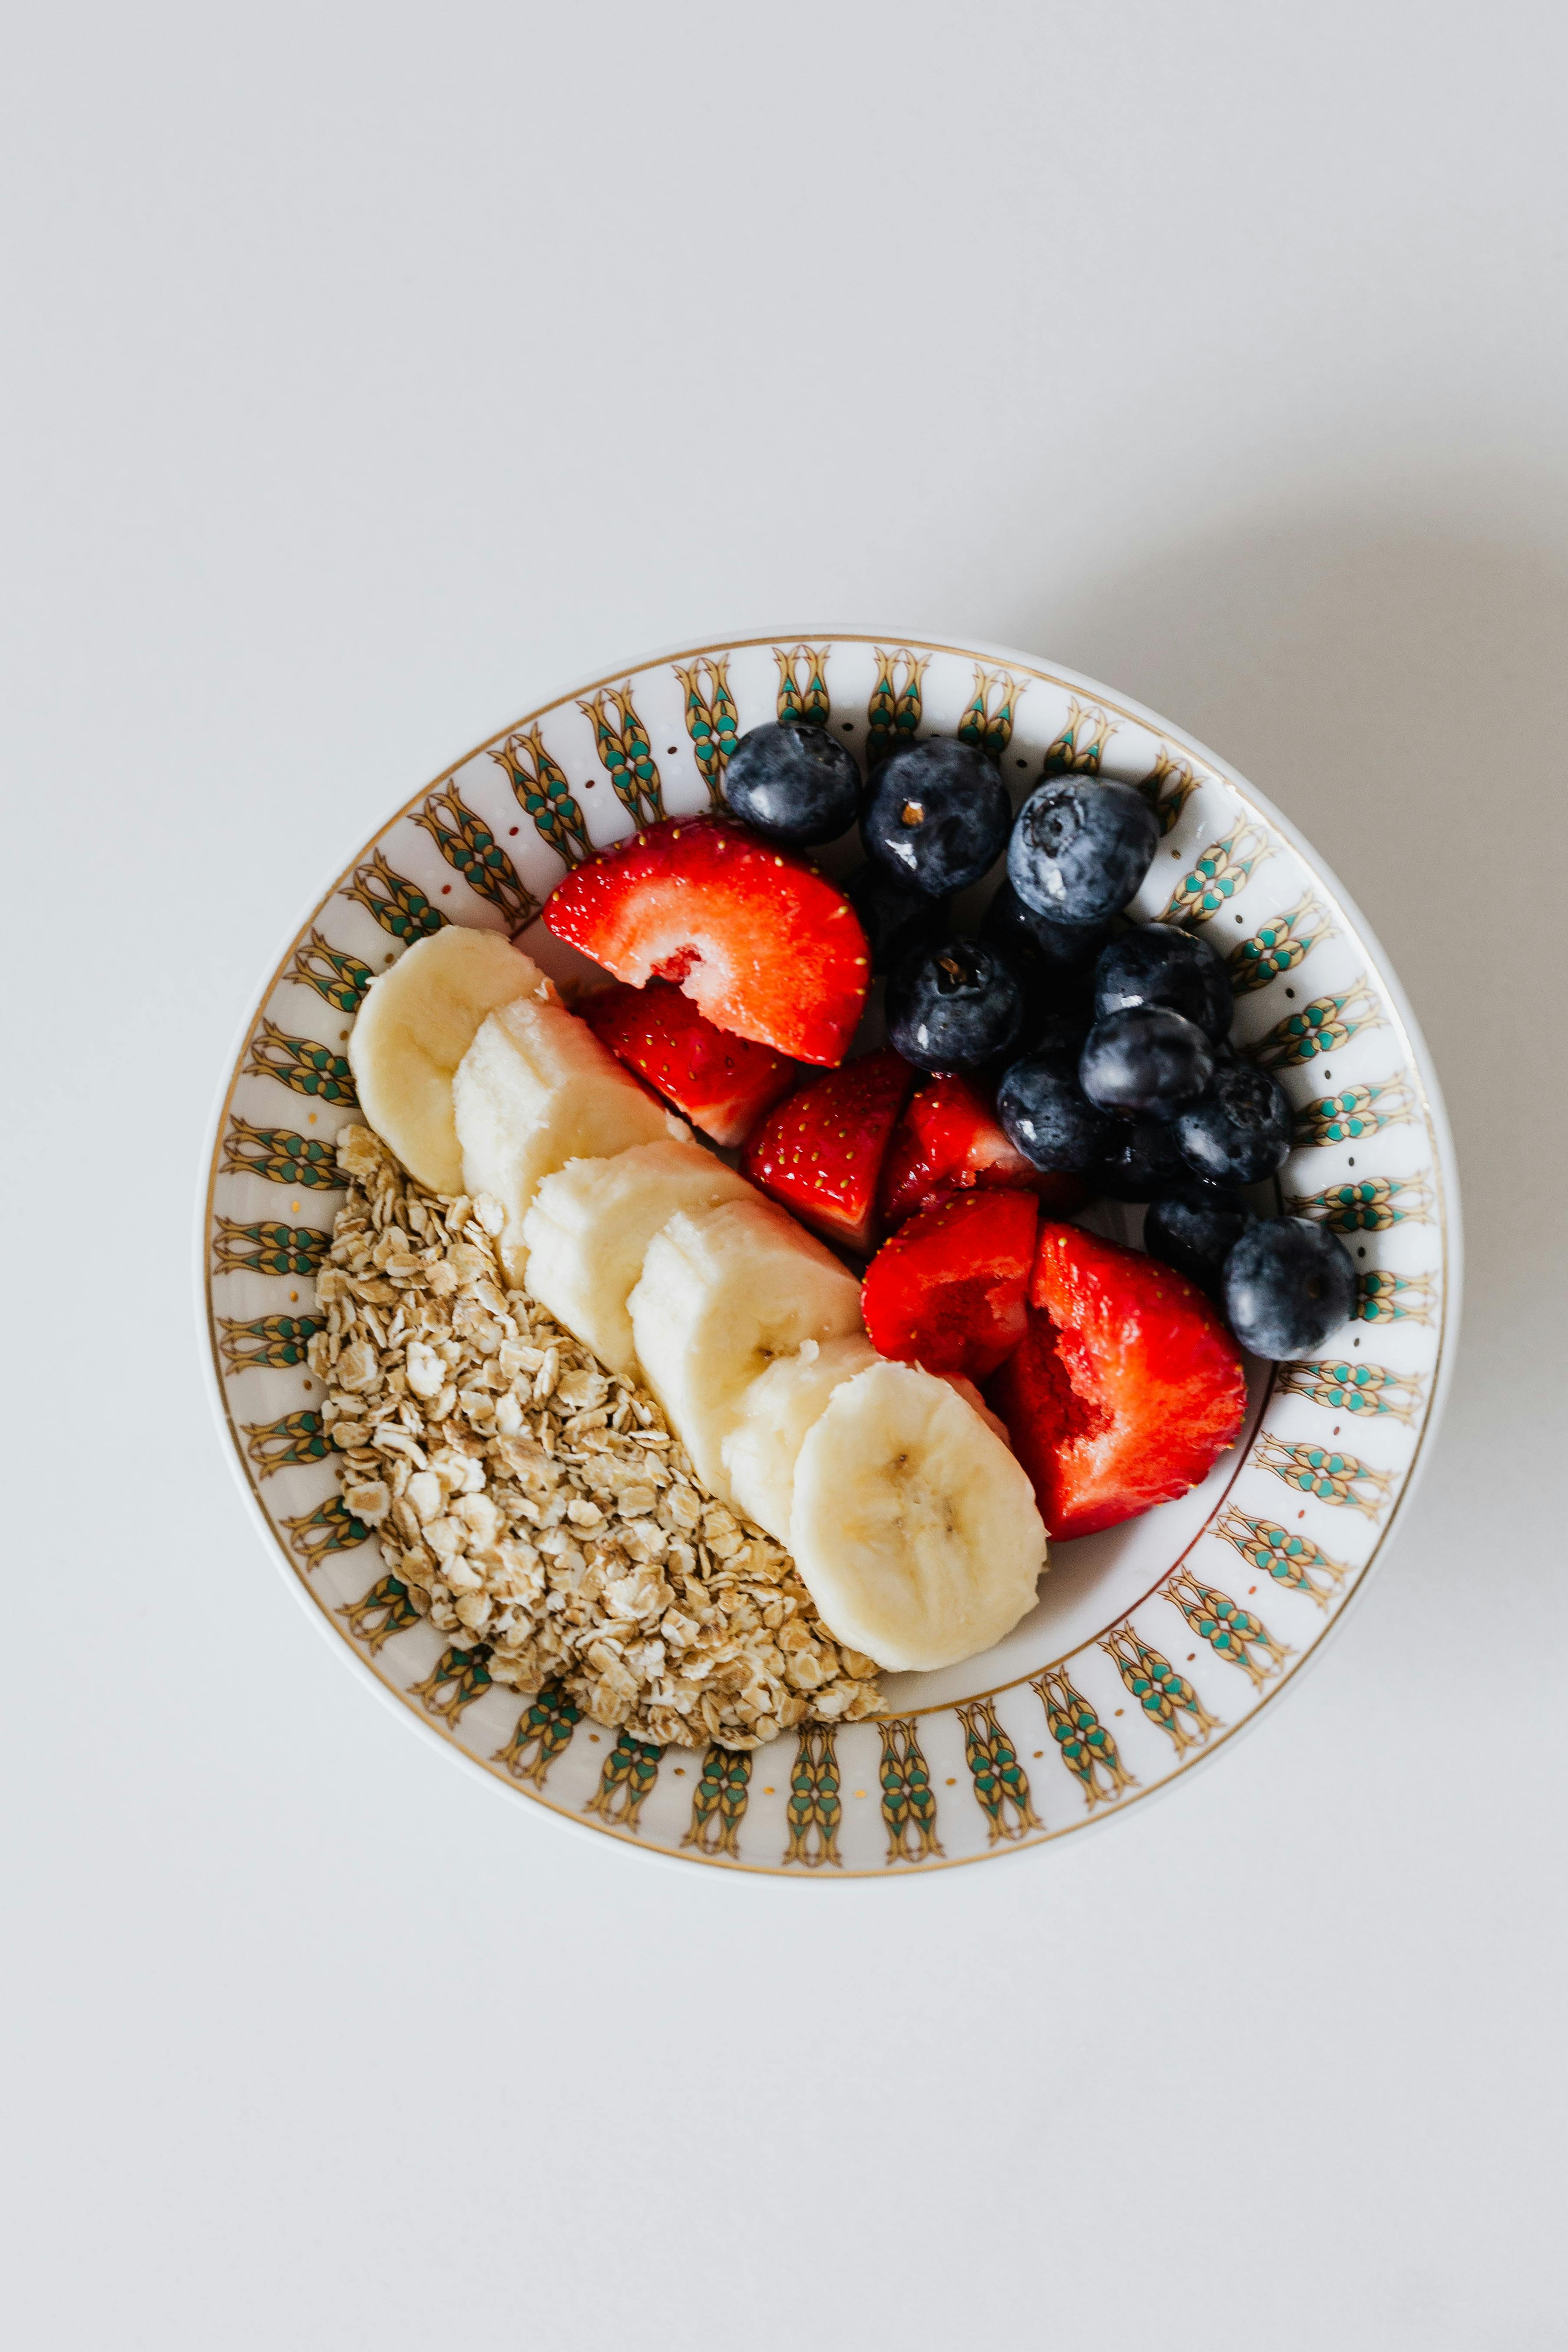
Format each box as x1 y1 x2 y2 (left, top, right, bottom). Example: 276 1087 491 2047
200 633 1454 1875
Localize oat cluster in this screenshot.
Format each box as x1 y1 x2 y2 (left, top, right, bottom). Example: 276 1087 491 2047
308 1125 882 1748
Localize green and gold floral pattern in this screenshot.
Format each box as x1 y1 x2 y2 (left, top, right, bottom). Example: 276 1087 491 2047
205 632 1451 1874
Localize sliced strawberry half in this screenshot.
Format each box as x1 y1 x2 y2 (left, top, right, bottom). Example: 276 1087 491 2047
985 1222 1247 1542
543 814 869 1065
861 1188 1039 1382
580 979 798 1148
741 1047 914 1254
879 1072 1090 1226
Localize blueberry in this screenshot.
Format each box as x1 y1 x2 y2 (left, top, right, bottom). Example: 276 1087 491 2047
1223 1216 1357 1358
1079 1008 1214 1121
1008 778 1159 926
886 936 1025 1071
982 876 1115 976
861 739 1012 895
1094 1119 1189 1202
1094 924 1231 1042
997 1021 1115 1175
1174 1059 1292 1184
844 862 952 976
1144 1181 1254 1296
721 719 862 846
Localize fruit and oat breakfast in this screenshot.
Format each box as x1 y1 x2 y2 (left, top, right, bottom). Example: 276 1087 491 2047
314 717 1357 1749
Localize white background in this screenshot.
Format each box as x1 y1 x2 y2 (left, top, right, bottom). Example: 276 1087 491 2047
5 3 1566 2345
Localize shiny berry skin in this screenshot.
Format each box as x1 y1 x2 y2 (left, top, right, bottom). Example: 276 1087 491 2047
982 875 1115 975
1094 1118 1189 1202
861 738 1012 895
1174 1059 1293 1184
886 936 1025 1071
1223 1215 1356 1358
844 861 952 976
997 1019 1115 1175
1007 778 1159 926
1093 924 1232 1042
721 719 862 846
1079 1007 1215 1121
1144 1181 1253 1296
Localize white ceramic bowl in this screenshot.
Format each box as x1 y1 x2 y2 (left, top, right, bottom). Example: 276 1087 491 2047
200 630 1459 1874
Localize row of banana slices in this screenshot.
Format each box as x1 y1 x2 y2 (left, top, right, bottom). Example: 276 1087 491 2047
345 926 1047 1671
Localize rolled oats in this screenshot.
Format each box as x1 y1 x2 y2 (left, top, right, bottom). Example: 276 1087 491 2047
314 1127 883 1749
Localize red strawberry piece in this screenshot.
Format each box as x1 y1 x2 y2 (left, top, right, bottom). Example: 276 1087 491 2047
861 1189 1039 1382
986 1222 1247 1542
742 1047 914 1254
580 979 798 1148
878 1072 1089 1225
543 814 870 1065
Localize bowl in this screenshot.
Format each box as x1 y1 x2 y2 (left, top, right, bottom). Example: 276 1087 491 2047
200 629 1459 1873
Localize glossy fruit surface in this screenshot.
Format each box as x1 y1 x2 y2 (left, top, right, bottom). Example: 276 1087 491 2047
543 814 868 1065
986 1222 1248 1540
1174 1059 1293 1184
862 1188 1039 1382
1093 924 1232 1042
580 979 797 1147
1079 1007 1215 1121
1007 778 1159 926
741 1047 913 1255
1143 1180 1254 1295
844 861 952 976
1223 1215 1357 1358
996 1019 1113 1175
879 1071 1088 1224
1093 1118 1189 1202
860 739 1012 895
886 936 1025 1071
721 719 862 846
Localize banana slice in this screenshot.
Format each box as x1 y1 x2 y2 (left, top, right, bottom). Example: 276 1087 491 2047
721 1334 880 1544
789 1359 1046 1671
347 926 547 1192
521 1140 756 1378
629 1198 863 1504
454 996 688 1282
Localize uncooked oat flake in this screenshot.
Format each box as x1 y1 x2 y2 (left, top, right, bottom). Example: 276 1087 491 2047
308 1125 882 1749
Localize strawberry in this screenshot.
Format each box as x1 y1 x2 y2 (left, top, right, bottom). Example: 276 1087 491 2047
986 1222 1247 1542
543 814 869 1065
742 1048 914 1253
580 979 798 1148
879 1072 1089 1225
861 1189 1039 1381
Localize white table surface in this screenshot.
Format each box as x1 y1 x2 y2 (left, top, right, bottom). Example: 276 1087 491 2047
6 4 1566 2345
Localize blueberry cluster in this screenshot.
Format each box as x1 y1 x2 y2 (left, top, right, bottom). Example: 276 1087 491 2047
722 727 1356 1359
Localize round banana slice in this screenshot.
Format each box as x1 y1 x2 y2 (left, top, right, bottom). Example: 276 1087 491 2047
789 1359 1046 1672
522 1140 755 1378
721 1334 880 1545
454 996 687 1284
347 926 546 1193
629 1198 863 1505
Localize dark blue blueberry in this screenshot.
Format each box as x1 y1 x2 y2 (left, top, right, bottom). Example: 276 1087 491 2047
1093 924 1231 1042
1174 1059 1292 1184
1144 1181 1254 1296
1079 1008 1214 1122
982 876 1109 1026
721 719 861 846
886 936 1025 1071
1007 778 1159 926
844 861 952 976
997 1021 1115 1175
1223 1216 1357 1358
861 739 1012 895
1094 1119 1189 1202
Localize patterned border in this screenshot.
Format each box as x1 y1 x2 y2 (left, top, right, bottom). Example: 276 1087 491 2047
200 632 1458 1876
